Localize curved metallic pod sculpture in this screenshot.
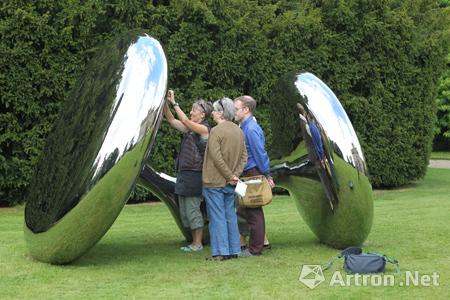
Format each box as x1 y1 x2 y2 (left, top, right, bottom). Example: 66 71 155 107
269 71 373 248
25 31 371 263
137 71 373 248
24 31 168 264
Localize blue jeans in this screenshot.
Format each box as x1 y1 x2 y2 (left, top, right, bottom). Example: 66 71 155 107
203 185 241 256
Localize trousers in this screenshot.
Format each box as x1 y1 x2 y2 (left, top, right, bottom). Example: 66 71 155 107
203 185 241 256
237 167 265 255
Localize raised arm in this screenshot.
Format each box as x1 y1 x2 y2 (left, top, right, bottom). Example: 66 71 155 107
166 89 208 136
173 105 209 137
164 102 187 132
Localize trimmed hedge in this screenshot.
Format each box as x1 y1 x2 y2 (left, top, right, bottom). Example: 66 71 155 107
434 52 450 150
1 0 449 205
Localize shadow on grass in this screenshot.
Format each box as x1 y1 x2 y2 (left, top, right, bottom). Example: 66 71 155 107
76 237 183 266
74 233 324 266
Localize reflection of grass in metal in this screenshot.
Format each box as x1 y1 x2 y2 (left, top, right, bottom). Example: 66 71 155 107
277 155 373 249
270 142 308 165
24 135 151 264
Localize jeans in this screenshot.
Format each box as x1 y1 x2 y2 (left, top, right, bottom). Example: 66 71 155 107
203 185 241 256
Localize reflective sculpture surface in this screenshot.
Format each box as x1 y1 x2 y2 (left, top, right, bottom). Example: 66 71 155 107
269 72 373 248
24 31 168 264
25 32 371 263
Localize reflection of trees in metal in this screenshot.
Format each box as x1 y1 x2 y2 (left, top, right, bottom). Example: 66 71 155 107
270 71 373 249
350 143 365 174
24 39 372 263
24 31 168 264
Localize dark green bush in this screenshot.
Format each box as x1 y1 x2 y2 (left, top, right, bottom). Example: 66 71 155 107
318 0 449 186
434 53 450 150
1 0 449 205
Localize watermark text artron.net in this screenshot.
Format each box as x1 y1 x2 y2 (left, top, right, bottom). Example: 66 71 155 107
299 265 439 289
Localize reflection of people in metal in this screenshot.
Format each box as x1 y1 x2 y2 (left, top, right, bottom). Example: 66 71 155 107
164 90 213 252
203 98 247 261
234 95 274 257
297 104 338 210
309 118 326 168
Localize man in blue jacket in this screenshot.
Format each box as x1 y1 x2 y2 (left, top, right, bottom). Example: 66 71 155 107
234 95 274 256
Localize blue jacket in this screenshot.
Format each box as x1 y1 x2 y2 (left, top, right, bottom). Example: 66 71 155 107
240 116 271 177
309 121 325 161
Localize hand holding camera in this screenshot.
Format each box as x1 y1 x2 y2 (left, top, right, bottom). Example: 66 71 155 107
166 89 176 105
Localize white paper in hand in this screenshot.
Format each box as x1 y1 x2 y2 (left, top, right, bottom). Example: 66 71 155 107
235 181 247 197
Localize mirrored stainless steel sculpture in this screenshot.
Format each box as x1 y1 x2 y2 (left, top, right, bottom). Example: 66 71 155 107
25 33 372 264
24 31 168 264
269 71 373 248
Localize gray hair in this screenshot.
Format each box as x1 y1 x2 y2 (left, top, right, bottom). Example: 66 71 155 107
213 97 235 121
193 99 213 119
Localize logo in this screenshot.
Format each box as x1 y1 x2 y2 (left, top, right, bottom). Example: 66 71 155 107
299 265 325 289
298 264 439 289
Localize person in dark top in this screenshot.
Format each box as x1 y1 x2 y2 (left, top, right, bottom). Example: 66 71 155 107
164 90 213 252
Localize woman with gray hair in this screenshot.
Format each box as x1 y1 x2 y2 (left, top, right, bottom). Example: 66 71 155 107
202 97 247 261
164 90 213 252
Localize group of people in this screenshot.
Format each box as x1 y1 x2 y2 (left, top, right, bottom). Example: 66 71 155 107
164 90 274 261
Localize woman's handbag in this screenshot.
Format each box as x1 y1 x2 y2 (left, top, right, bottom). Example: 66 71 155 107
237 175 273 208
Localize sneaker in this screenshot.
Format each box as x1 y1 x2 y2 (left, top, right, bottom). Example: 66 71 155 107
180 244 203 252
238 248 254 257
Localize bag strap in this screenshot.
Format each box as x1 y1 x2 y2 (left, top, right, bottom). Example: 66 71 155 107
323 247 362 271
367 252 401 275
384 256 401 274
323 253 342 271
341 246 362 256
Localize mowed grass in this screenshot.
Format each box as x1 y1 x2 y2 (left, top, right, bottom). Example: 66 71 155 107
1 168 449 299
430 151 450 160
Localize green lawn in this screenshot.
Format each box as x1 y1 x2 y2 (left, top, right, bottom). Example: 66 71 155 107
431 151 450 160
1 168 449 299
